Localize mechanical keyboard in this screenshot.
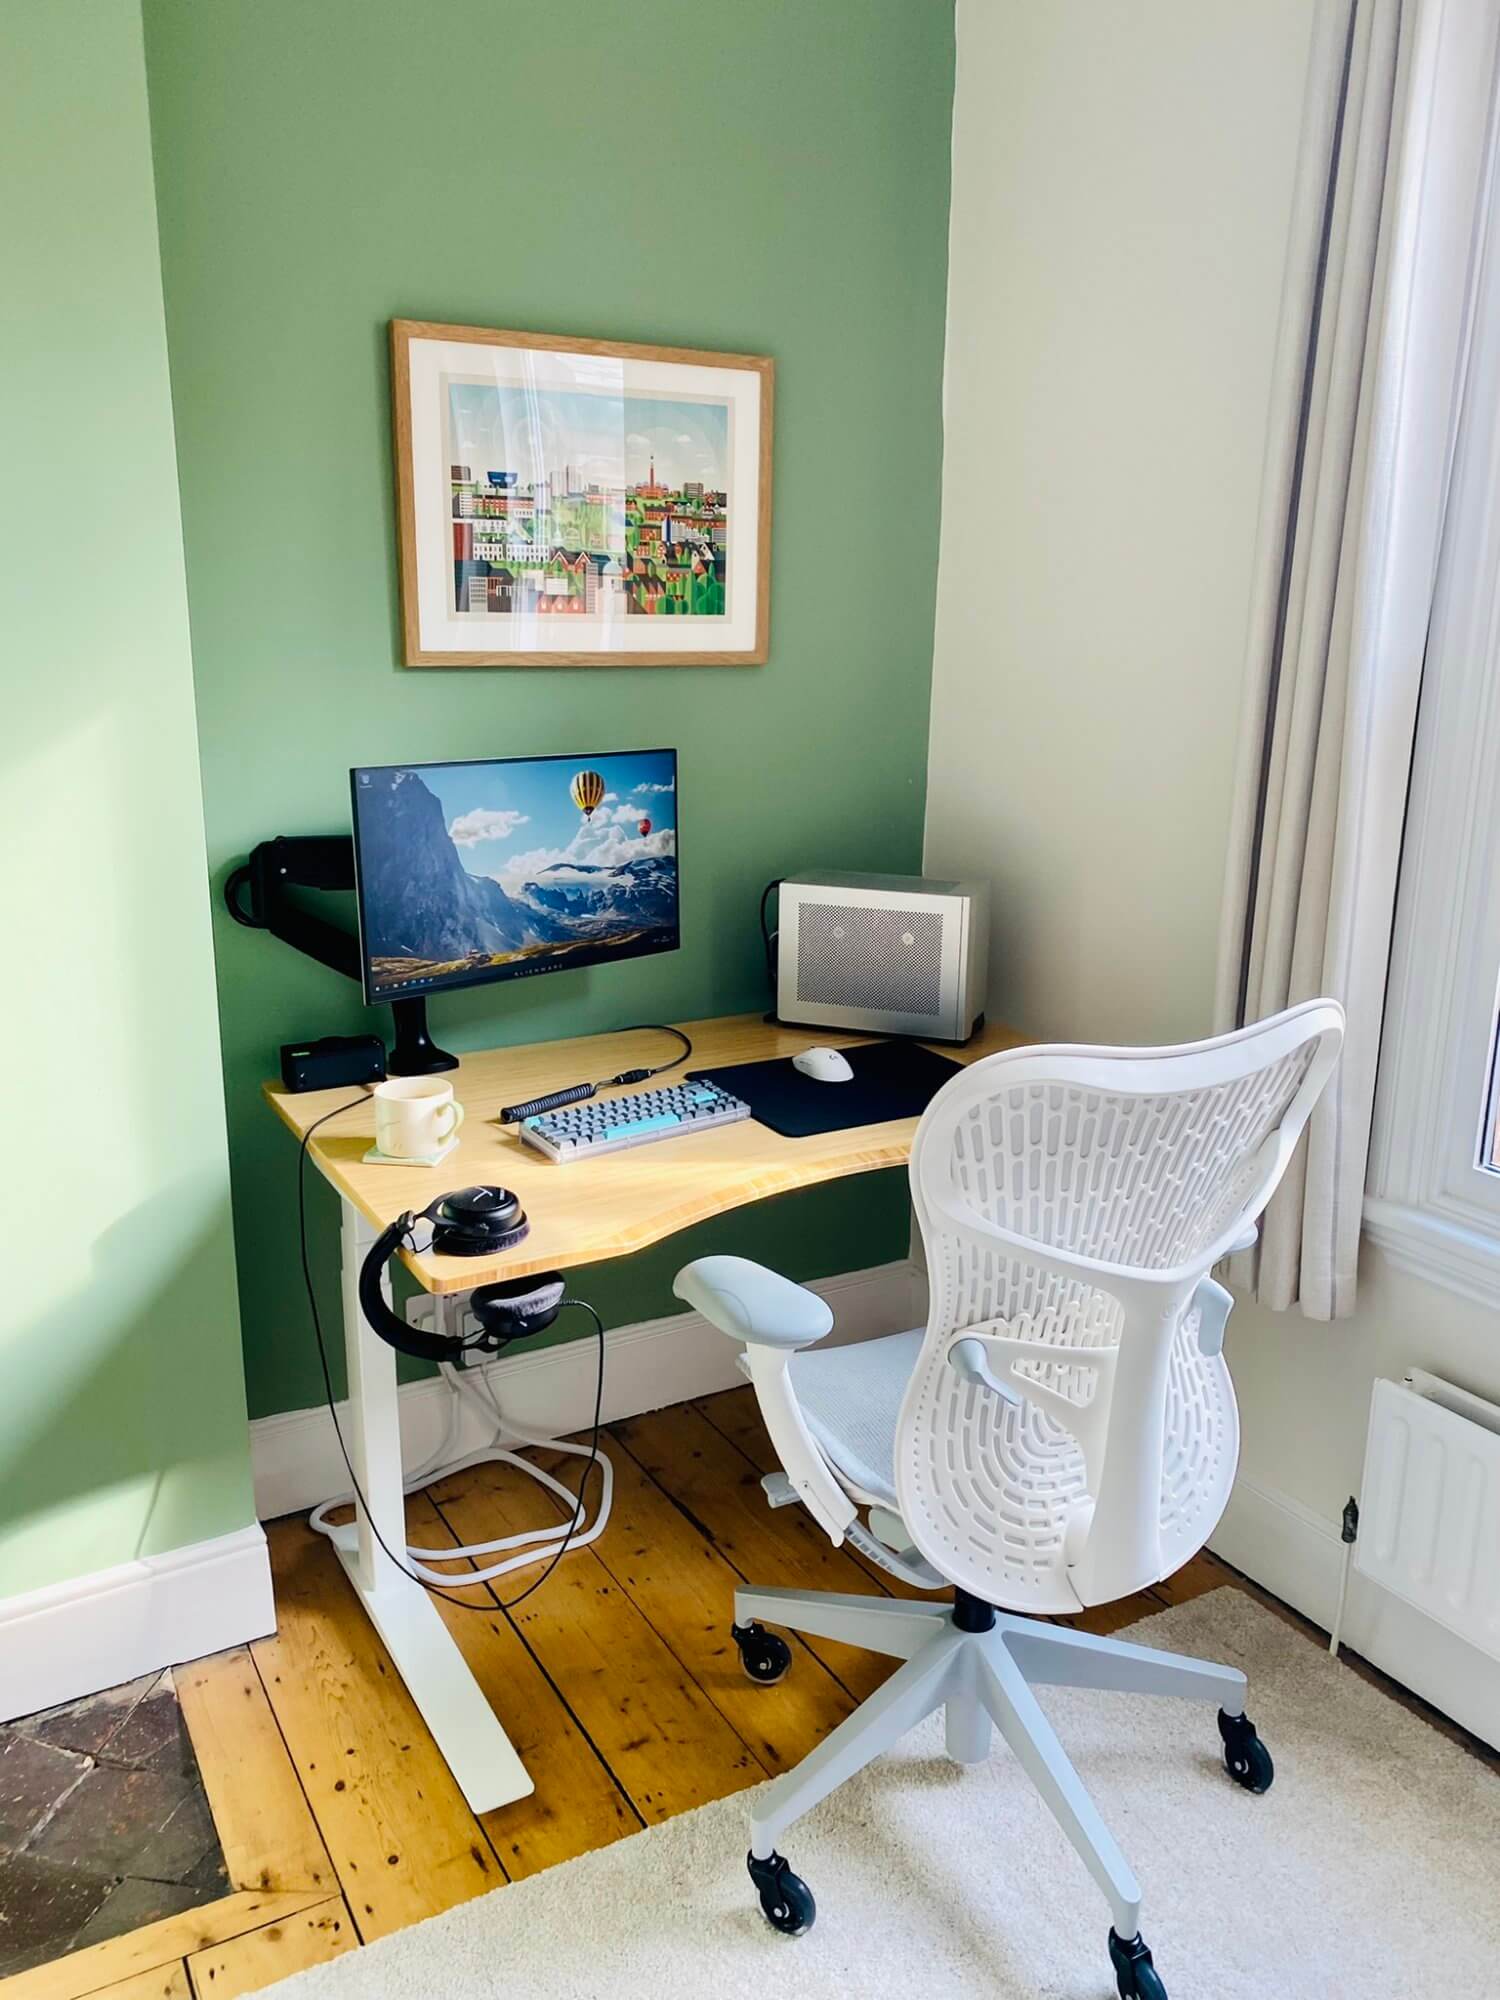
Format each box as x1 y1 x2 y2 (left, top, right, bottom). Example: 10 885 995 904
516 1078 752 1162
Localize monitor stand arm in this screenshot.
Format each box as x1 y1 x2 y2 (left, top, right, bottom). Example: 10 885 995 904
387 997 458 1077
225 835 458 1077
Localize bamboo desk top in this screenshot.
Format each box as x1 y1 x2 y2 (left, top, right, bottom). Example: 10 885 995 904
263 1012 1023 1293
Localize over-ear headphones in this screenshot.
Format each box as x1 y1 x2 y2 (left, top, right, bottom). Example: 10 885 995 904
358 1185 564 1360
427 1184 529 1255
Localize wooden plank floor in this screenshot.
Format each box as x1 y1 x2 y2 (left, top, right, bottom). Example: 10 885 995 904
0 1386 1337 2000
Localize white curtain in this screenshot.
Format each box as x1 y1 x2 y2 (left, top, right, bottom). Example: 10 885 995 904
1215 0 1498 1317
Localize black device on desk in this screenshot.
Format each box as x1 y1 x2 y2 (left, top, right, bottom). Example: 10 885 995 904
225 746 680 1075
279 1034 386 1094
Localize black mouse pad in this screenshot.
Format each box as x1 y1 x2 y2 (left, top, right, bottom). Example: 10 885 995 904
688 1037 964 1139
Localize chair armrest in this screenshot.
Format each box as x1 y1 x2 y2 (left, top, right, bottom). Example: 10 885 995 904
673 1256 834 1349
672 1259 850 1542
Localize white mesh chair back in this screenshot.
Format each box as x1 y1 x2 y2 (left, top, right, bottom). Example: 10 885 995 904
895 1001 1343 1612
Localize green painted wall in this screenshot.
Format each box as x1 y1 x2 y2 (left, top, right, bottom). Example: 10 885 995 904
0 2 255 1592
142 0 955 1420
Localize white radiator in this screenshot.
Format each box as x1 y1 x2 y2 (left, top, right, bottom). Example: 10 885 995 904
1355 1370 1500 1663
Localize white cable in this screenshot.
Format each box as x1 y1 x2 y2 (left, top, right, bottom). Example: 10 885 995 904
421 1357 615 1565
308 1412 614 1584
307 1301 614 1584
1328 1538 1354 1659
398 1360 466 1487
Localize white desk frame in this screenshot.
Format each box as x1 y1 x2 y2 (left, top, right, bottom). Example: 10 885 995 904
326 1201 532 1812
271 1014 1017 1814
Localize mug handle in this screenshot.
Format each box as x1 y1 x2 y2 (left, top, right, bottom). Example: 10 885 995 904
435 1100 465 1142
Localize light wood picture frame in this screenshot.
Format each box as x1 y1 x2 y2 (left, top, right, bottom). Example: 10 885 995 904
391 319 773 667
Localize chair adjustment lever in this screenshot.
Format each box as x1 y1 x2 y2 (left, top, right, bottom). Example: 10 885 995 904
1193 1276 1234 1358
948 1337 1024 1408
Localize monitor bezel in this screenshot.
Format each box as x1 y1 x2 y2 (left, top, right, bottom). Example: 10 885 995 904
349 747 680 1006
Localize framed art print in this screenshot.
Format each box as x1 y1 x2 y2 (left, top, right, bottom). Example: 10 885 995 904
391 319 773 666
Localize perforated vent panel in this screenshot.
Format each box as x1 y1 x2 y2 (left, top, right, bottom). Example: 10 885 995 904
796 904 944 1015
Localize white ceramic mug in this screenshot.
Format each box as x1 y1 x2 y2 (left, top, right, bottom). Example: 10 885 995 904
372 1076 465 1158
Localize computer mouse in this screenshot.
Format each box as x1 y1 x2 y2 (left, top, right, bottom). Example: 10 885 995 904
793 1046 854 1084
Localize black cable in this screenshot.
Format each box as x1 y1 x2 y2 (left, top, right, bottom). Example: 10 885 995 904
223 863 260 927
500 1023 694 1124
759 879 780 993
296 1096 606 1613
597 1021 692 1088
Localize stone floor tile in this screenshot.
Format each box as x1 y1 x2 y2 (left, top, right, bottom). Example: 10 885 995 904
133 1783 221 1885
10 1675 160 1759
185 1832 233 1893
68 1873 216 1953
0 1850 112 1978
0 1729 90 1849
103 1678 197 1778
1 1667 230 1978
24 1763 195 1879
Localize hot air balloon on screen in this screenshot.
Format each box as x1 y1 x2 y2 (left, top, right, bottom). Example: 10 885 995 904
569 769 606 820
638 815 652 837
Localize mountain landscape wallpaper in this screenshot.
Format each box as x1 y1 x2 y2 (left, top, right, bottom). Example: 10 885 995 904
351 749 678 996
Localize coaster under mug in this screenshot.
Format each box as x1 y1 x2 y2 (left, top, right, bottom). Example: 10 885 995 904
362 1134 461 1169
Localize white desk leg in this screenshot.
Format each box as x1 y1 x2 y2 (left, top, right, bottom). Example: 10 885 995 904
325 1199 533 1812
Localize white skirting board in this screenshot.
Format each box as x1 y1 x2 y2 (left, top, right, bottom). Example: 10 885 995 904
251 1259 926 1523
0 1524 274 1724
1211 1472 1500 1751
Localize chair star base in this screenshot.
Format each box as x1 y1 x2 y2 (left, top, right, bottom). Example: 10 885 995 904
735 1586 1266 1997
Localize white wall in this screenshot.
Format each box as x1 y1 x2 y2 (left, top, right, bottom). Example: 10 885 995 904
930 0 1500 1745
927 0 1316 1045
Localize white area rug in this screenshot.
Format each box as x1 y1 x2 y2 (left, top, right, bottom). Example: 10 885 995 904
269 1591 1500 1999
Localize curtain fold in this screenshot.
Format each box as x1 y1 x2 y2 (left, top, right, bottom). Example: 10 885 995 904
1216 0 1495 1316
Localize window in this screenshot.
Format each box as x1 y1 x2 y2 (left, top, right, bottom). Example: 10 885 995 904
1485 1009 1500 1175
1366 157 1500 1302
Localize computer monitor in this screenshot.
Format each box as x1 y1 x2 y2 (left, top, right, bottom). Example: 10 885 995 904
349 749 679 1013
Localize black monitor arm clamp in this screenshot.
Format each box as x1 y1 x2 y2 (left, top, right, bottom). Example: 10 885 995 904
224 834 457 1076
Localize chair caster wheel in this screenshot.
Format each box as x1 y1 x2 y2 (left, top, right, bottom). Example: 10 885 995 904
747 1850 816 1936
732 1621 793 1686
1218 1708 1274 1793
1108 1928 1167 1999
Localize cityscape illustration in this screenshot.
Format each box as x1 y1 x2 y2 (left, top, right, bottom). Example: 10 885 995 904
447 385 730 619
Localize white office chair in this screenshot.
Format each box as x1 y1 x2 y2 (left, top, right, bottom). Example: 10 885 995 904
675 1000 1343 2000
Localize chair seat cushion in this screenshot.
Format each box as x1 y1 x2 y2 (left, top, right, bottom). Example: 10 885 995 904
787 1329 925 1504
